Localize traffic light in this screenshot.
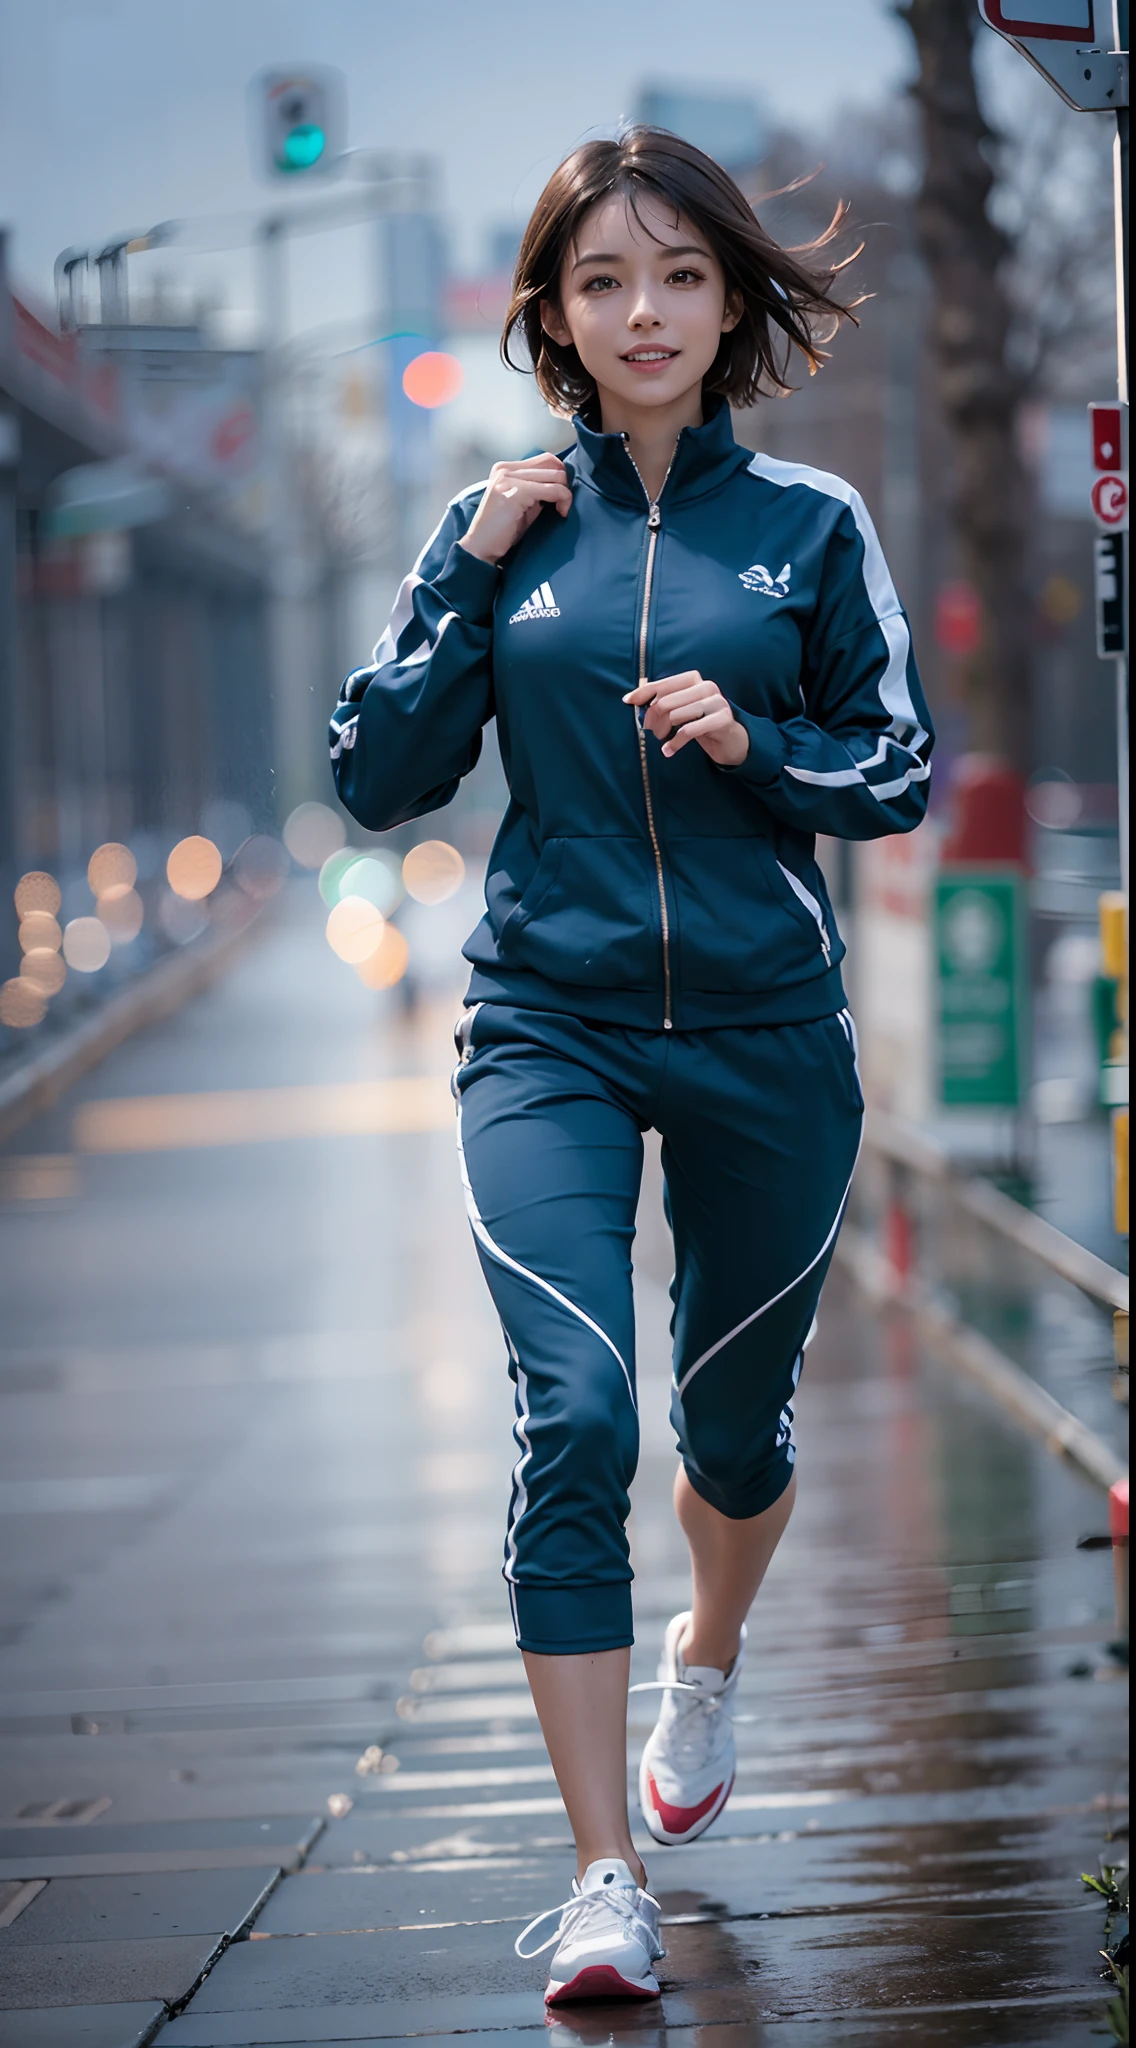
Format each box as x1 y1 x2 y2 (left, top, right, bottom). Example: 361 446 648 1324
251 67 345 181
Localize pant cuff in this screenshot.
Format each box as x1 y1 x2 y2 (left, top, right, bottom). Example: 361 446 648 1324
509 1578 633 1654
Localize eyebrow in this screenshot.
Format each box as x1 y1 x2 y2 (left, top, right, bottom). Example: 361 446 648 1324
571 243 709 271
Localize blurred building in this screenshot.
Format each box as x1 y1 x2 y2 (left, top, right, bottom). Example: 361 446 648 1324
0 234 275 1030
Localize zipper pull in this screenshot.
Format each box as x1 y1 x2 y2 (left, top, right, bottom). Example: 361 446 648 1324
647 503 661 530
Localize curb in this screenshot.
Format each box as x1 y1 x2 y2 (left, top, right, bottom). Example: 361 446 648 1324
836 1225 1126 1495
0 912 269 1148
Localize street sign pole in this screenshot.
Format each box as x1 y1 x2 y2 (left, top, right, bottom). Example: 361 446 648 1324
978 0 1130 1234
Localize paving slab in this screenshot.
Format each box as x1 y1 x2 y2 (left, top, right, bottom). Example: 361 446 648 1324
154 1900 1110 2024
150 1982 1108 2044
0 1931 222 2009
0 1815 322 1879
251 1806 1105 1934
0 2005 165 2048
1 1867 279 1943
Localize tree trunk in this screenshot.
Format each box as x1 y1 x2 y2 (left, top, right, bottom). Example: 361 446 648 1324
900 0 1035 769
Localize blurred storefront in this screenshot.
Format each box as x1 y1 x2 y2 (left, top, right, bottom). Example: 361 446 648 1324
0 235 274 1044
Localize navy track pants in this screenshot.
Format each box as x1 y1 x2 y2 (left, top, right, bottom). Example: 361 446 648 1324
454 1003 863 1656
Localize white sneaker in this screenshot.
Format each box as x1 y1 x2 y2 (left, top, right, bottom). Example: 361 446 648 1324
637 1610 745 1845
514 1855 665 2004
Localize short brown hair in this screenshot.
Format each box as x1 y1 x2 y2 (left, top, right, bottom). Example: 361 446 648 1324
502 126 858 417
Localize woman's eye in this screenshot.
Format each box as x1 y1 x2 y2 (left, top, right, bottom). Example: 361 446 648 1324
582 275 619 293
668 269 704 286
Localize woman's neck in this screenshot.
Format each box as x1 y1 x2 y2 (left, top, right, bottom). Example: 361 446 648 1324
595 385 704 504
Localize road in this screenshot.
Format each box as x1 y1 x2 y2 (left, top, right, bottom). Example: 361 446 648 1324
0 885 1127 2046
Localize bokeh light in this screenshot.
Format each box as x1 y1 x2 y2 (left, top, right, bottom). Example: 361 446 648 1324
284 802 346 869
167 835 223 901
18 911 62 954
159 891 209 945
233 834 290 900
20 951 67 996
338 853 402 916
97 885 145 945
318 847 362 907
402 840 465 904
0 978 47 1028
62 917 111 972
88 842 137 897
14 872 61 918
355 922 410 989
401 350 464 409
326 895 385 964
1025 774 1082 829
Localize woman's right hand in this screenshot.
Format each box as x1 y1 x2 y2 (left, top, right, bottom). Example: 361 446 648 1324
459 453 572 565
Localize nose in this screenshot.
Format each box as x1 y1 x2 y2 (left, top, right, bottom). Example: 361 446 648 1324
627 287 664 330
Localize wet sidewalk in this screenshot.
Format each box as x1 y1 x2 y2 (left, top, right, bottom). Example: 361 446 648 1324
0 892 1127 2045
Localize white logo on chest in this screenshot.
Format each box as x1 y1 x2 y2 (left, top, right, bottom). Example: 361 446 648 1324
509 580 560 623
739 561 791 597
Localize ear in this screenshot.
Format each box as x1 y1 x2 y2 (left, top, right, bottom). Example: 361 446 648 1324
540 298 573 348
721 290 743 337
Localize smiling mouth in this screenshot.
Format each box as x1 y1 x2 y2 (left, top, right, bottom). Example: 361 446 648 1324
621 348 679 364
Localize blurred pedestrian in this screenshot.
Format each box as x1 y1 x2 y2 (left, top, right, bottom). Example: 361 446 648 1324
331 126 934 2008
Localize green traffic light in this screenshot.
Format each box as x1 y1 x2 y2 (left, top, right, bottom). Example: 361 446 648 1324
279 124 326 171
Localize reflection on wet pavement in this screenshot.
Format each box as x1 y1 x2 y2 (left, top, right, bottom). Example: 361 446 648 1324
0 894 1126 2045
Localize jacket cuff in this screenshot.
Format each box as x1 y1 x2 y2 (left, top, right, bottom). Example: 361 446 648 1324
436 540 500 623
720 707 787 787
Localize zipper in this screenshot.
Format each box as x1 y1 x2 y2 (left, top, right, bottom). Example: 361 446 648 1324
626 440 676 1030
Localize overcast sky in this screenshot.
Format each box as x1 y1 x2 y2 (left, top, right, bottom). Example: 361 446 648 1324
1 0 912 339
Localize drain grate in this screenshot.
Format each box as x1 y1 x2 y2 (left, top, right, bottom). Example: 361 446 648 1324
9 1796 111 1824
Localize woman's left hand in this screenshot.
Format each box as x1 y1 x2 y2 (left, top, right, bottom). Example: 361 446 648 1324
623 672 750 768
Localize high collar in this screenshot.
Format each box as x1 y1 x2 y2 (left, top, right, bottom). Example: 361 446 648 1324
569 395 749 511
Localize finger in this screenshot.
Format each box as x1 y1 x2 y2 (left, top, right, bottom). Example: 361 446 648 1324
642 689 719 737
496 474 569 500
647 681 720 717
499 480 573 508
624 673 707 707
494 456 567 481
661 708 732 757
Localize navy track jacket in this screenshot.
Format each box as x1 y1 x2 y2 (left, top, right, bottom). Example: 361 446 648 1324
331 398 933 1032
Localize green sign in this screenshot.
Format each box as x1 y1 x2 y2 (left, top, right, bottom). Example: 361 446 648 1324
934 869 1028 1107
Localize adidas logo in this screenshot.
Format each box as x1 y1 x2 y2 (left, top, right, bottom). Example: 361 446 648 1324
509 581 560 623
739 561 791 598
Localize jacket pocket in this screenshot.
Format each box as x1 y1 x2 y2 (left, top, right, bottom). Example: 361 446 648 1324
497 835 660 989
667 835 831 994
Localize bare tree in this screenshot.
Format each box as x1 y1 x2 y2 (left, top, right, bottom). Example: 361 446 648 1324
898 0 1035 768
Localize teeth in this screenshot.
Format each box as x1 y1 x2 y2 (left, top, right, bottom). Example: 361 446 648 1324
627 351 673 362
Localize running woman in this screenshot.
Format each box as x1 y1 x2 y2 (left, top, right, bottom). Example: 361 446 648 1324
331 127 933 2006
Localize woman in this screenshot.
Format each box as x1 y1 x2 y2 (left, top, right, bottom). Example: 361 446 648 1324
331 126 932 2007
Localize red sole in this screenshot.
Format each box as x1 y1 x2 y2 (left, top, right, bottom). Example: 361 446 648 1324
642 1772 735 1845
546 1963 660 2005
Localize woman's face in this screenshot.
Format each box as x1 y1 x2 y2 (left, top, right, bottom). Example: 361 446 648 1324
541 189 740 416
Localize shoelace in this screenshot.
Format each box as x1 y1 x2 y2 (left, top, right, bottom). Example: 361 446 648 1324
629 1676 757 1723
514 1882 663 1961
628 1677 708 1700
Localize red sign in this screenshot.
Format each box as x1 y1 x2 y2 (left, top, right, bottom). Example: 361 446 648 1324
979 0 1092 35
1091 473 1129 529
934 581 983 657
1090 403 1124 472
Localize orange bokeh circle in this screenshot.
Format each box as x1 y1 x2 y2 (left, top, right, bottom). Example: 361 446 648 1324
401 351 464 410
167 836 223 901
